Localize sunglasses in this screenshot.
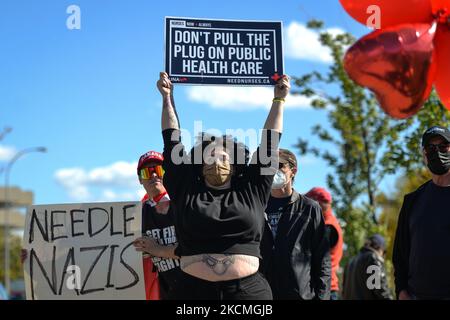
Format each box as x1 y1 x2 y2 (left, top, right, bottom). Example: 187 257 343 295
424 143 450 153
139 165 164 180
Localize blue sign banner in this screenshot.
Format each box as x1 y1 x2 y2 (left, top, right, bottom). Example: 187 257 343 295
165 17 284 86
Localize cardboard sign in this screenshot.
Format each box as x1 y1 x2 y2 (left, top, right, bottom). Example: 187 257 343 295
165 17 284 86
23 202 145 300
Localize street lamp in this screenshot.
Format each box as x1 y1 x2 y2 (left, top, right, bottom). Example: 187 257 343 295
3 146 47 297
0 127 12 141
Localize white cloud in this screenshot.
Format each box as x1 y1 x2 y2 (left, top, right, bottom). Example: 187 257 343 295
0 145 16 161
284 21 345 63
54 161 141 202
54 168 90 201
186 86 312 111
98 189 146 202
88 161 137 187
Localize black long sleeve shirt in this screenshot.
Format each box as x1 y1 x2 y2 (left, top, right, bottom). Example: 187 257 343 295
393 180 450 299
161 128 279 258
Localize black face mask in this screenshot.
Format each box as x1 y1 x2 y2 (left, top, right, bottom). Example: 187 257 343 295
426 149 450 175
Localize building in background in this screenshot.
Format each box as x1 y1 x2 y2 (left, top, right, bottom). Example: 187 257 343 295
0 186 32 231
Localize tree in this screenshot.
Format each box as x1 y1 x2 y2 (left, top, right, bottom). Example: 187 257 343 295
0 229 24 283
382 93 450 176
293 20 450 261
294 20 403 258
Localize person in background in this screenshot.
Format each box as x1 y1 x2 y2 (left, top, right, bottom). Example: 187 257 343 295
393 125 450 300
342 234 393 300
133 150 182 300
260 148 331 300
305 187 343 300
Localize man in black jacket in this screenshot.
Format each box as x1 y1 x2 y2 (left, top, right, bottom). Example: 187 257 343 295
342 234 393 300
260 148 331 300
393 125 450 300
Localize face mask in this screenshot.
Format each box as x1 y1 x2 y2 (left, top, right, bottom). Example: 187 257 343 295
271 170 287 190
426 150 450 175
203 161 232 187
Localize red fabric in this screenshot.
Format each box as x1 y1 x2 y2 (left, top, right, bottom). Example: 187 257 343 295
142 190 169 205
152 191 168 203
305 187 332 204
143 256 160 300
141 194 160 300
323 210 344 292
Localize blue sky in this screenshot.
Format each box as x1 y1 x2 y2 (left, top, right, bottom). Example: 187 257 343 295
0 0 372 205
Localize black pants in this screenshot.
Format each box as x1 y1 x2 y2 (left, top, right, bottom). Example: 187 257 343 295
172 271 273 300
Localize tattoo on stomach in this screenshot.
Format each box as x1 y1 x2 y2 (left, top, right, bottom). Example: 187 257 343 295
181 254 258 276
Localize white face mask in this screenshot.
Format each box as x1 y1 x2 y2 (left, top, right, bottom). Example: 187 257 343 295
271 170 287 190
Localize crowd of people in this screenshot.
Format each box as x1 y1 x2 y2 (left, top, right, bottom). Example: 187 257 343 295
131 72 450 300
20 72 450 300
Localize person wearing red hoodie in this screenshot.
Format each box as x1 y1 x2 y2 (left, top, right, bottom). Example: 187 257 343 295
305 187 343 300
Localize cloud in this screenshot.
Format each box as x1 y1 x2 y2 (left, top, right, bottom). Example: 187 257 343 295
98 189 146 202
0 145 16 161
186 86 312 111
284 21 345 63
54 168 91 201
55 161 141 202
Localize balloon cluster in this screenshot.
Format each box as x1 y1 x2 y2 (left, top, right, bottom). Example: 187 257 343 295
340 0 450 119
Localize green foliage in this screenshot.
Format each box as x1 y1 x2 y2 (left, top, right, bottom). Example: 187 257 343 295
293 21 450 287
383 93 450 175
0 229 24 283
293 22 399 224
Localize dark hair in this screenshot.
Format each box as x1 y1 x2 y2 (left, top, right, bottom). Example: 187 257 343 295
189 132 250 181
364 234 386 251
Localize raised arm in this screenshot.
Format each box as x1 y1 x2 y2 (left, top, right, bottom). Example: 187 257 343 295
263 75 290 133
158 72 180 130
252 76 290 173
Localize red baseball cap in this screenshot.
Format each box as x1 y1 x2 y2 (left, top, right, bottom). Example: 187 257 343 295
305 187 332 204
137 151 164 174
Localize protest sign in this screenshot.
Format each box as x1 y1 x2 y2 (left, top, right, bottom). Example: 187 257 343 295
22 202 145 300
165 17 284 86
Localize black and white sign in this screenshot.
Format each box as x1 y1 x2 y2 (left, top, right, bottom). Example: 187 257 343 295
165 17 284 86
23 202 145 300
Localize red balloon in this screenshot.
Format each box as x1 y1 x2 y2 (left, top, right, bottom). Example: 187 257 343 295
344 23 437 119
339 0 433 29
431 0 450 13
434 25 450 111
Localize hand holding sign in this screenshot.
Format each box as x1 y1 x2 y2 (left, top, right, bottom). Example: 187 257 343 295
157 72 173 97
21 249 28 264
134 236 160 255
274 75 291 100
